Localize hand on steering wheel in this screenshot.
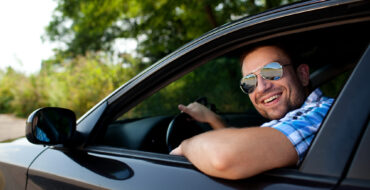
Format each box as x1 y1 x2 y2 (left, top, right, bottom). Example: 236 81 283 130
166 97 215 152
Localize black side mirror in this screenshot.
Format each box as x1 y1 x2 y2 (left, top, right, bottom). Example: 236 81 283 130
26 107 76 145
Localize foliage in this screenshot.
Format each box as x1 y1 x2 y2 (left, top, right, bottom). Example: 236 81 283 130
0 68 25 113
44 0 299 63
321 70 352 98
2 0 301 118
0 54 138 117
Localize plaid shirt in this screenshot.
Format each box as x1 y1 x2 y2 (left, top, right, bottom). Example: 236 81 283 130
261 88 334 163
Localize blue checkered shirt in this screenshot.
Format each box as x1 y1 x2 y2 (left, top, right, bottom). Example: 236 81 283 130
261 88 334 163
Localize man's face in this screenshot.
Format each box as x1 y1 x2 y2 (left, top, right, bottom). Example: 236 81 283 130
242 46 308 120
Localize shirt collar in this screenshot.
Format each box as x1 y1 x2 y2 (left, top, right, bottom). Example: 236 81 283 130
305 88 323 105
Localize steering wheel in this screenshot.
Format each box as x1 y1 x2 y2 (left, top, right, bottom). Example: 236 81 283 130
166 97 214 152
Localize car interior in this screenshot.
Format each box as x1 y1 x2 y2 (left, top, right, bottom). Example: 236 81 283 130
96 20 370 156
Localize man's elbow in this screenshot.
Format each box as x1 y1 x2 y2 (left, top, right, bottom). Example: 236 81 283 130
208 153 297 180
209 152 256 180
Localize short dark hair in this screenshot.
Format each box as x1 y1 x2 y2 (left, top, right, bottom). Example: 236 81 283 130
240 42 300 69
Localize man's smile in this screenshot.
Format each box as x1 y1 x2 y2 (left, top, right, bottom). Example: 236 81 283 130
260 92 283 106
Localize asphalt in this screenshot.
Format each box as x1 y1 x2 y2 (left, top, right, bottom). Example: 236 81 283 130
0 114 26 142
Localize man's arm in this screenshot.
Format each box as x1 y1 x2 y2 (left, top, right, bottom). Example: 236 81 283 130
170 127 298 180
172 102 298 179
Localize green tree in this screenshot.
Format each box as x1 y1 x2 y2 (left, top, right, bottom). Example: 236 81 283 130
1 0 301 118
38 0 299 118
45 0 299 63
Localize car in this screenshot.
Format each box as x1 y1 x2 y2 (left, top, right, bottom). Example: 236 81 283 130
1 0 370 189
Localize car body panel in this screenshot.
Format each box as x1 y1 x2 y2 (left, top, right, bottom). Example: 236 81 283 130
27 146 336 190
0 138 47 190
75 101 107 148
339 121 370 189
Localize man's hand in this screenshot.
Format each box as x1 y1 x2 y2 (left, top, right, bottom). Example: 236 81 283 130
169 145 183 156
178 102 226 129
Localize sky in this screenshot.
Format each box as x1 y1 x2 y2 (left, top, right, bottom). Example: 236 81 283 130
0 1 138 75
0 0 57 74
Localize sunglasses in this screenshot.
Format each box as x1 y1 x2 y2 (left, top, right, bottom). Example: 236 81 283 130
240 62 290 94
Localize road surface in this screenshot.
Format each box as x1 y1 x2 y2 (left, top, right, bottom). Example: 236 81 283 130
0 114 26 142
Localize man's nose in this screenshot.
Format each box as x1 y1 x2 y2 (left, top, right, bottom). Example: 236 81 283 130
255 75 272 93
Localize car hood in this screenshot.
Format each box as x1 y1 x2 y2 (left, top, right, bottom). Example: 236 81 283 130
0 137 48 168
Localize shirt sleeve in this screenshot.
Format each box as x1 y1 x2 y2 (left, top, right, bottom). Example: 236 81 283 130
261 97 334 163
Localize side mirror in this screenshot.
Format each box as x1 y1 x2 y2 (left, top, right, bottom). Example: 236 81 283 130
26 107 76 145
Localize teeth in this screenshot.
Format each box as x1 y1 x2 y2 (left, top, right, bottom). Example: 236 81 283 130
264 95 279 103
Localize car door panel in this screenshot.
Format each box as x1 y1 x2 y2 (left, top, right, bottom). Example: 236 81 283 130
0 138 47 190
27 148 234 189
338 121 370 189
27 146 338 190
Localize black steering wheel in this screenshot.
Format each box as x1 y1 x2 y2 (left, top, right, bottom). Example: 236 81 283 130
166 97 214 152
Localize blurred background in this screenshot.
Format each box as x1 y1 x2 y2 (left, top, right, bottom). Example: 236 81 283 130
0 0 299 120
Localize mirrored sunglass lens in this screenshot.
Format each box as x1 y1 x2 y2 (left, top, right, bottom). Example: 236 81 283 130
261 62 283 80
240 75 257 93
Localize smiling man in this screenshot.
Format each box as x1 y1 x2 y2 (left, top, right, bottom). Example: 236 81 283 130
170 45 334 179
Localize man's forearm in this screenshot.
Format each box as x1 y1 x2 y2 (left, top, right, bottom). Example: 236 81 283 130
172 127 298 179
208 114 227 129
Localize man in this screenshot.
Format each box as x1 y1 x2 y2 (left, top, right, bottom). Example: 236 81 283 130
170 45 334 180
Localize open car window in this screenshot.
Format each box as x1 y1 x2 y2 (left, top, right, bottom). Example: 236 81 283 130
122 57 253 119
99 56 268 153
95 20 369 160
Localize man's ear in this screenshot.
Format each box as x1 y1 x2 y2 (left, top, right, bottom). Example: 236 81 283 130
296 64 310 86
